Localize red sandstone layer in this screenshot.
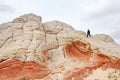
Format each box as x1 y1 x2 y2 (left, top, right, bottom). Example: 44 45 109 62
0 59 50 80
63 41 120 80
0 41 119 80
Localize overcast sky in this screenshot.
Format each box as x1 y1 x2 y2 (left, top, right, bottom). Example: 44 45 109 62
0 0 120 44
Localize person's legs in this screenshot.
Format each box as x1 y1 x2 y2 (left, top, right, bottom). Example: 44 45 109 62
87 33 91 37
89 34 91 37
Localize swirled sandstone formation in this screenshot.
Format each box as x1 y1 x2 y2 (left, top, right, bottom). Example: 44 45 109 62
0 13 120 80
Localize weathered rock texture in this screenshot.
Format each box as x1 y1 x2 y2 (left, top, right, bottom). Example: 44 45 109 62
0 13 120 80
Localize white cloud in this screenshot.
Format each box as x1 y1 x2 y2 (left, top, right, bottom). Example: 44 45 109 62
79 0 120 34
80 0 107 20
0 3 15 13
81 0 120 20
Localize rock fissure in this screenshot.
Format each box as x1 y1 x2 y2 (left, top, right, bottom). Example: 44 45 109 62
42 24 47 47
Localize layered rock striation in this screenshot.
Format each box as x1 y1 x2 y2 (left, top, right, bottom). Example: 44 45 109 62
0 13 120 80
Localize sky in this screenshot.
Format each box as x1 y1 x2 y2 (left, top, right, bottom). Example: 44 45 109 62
0 0 120 44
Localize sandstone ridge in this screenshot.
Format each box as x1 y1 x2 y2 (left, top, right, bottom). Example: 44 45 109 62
0 13 120 80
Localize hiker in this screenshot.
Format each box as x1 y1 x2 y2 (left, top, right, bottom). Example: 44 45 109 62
87 29 91 37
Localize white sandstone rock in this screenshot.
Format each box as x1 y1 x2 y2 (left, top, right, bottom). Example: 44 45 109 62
0 13 120 63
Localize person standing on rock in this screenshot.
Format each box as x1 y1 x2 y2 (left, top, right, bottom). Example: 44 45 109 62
87 29 91 37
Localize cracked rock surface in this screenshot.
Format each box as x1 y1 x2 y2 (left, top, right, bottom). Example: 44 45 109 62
0 13 120 80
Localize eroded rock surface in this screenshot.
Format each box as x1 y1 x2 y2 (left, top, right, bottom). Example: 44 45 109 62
0 59 50 80
0 13 120 80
